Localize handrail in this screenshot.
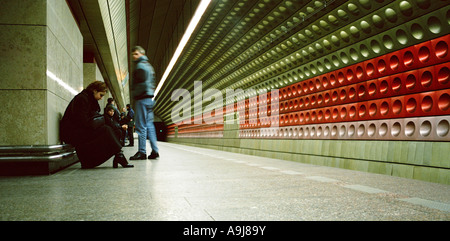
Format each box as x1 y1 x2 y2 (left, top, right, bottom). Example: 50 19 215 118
0 144 75 154
0 152 76 162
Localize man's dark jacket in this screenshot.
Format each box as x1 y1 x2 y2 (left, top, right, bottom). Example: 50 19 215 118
132 55 155 100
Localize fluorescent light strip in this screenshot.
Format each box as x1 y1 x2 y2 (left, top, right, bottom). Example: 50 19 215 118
46 70 79 96
154 0 212 98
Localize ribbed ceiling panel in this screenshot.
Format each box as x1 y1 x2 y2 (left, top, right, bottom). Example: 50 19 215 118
99 0 130 102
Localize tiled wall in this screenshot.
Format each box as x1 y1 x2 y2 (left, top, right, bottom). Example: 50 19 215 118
168 1 450 184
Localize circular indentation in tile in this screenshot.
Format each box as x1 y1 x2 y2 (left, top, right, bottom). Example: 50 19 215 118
368 82 377 96
359 104 366 117
405 121 415 137
379 123 388 136
318 110 323 121
418 46 431 63
421 95 433 112
380 79 389 94
359 0 371 10
392 122 401 136
348 124 355 137
393 99 402 114
348 106 356 119
438 93 450 111
322 76 329 88
380 101 389 115
340 107 347 119
317 94 323 105
420 120 432 137
378 59 387 74
339 125 346 137
366 62 375 77
324 126 330 137
420 70 433 87
396 29 408 45
358 84 366 98
399 1 413 17
403 51 414 67
411 23 424 40
382 35 394 49
356 66 364 80
385 8 397 23
347 69 354 82
438 66 449 85
435 41 448 59
331 125 337 137
371 39 382 53
437 119 449 137
357 124 365 137
416 0 431 9
372 14 384 28
360 43 369 57
340 89 347 101
368 123 376 137
390 55 400 71
369 103 377 117
338 72 345 85
427 16 441 34
360 20 371 34
331 91 338 102
392 77 402 92
349 87 356 100
332 108 338 120
406 98 417 113
324 109 330 121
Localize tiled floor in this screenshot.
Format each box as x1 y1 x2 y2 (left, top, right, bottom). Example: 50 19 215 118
0 141 449 221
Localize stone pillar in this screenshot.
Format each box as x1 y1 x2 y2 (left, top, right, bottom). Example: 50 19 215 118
0 0 83 146
84 62 109 113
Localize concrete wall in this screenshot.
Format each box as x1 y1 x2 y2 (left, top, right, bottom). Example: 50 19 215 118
0 0 83 145
84 62 109 113
169 125 450 185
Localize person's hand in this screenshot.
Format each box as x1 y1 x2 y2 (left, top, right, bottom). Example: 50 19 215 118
122 124 128 130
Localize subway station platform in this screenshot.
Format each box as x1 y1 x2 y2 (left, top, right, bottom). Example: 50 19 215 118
0 141 449 221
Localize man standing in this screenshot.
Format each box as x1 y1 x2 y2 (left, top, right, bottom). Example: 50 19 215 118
129 46 159 160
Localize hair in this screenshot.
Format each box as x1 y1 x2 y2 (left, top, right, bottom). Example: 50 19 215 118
86 81 108 93
126 104 131 108
105 105 115 112
132 46 146 55
107 97 114 104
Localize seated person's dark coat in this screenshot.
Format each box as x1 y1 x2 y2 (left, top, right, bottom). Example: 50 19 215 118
104 110 123 141
60 89 122 168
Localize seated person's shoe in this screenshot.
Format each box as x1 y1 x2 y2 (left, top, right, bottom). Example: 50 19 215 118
113 153 134 168
130 151 147 160
148 151 159 159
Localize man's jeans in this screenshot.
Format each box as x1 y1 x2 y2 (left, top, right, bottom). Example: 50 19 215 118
135 98 158 154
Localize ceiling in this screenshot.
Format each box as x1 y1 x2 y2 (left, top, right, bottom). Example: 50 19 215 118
67 0 199 110
152 0 347 124
128 0 200 80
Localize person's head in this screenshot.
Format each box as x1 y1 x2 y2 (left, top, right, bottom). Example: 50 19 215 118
86 81 108 101
126 104 131 110
107 97 114 105
132 46 145 61
105 106 115 117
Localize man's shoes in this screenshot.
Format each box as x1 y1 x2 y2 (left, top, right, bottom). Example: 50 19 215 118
148 151 159 159
130 152 147 160
125 144 134 147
